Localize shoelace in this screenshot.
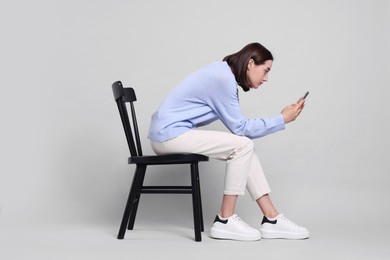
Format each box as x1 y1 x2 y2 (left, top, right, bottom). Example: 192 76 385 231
232 215 250 228
280 215 298 227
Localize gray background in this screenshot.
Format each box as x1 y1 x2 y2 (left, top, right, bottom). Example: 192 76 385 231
1 0 389 259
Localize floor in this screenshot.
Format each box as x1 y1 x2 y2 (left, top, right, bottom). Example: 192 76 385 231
1 220 389 260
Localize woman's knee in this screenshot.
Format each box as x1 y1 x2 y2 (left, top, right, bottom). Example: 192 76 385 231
234 136 254 154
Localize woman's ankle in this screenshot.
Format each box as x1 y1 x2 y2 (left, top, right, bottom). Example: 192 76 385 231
219 211 234 219
264 211 279 219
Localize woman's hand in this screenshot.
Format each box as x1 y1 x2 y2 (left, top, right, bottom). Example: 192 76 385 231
281 99 305 124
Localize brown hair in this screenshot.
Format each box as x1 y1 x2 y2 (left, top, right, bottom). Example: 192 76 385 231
223 42 273 92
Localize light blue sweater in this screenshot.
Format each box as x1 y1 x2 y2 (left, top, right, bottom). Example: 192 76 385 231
148 61 285 142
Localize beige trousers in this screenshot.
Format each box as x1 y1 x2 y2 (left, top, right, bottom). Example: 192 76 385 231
150 129 271 200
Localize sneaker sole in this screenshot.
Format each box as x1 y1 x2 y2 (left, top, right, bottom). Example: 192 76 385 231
210 228 261 241
260 229 310 240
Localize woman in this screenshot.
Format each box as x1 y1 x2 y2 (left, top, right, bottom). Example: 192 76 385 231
148 42 309 241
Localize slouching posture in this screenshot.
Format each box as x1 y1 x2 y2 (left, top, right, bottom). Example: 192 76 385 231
148 61 284 142
148 43 309 241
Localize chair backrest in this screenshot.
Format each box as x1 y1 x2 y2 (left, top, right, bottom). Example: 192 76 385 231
112 81 143 157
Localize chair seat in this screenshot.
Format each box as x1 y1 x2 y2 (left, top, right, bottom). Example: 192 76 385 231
129 153 209 165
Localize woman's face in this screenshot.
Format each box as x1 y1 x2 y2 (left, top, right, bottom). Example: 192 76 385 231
246 59 273 89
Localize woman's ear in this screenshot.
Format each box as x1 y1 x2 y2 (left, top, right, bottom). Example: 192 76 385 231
247 59 254 70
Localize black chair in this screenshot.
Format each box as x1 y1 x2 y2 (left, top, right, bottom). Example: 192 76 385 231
112 81 209 241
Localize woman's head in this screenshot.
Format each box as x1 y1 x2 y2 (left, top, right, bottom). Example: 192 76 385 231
223 42 273 92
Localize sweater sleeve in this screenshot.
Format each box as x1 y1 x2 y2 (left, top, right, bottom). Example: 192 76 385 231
206 80 285 139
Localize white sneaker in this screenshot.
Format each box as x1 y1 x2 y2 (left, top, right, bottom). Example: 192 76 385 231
210 214 261 241
259 214 310 239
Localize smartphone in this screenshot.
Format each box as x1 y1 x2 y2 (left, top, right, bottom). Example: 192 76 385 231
301 91 309 100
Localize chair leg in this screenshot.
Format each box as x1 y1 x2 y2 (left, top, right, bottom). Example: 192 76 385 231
127 164 147 230
117 166 143 239
191 162 204 232
194 165 204 232
191 163 202 242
